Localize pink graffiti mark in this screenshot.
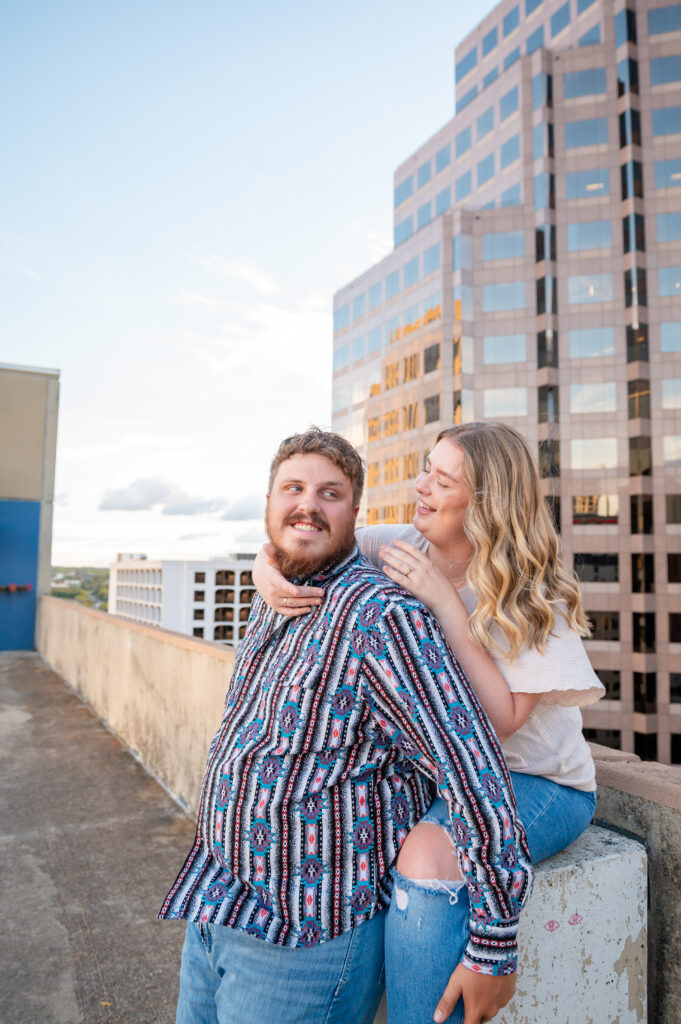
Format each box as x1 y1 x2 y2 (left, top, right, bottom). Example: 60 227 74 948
568 913 583 926
544 920 560 932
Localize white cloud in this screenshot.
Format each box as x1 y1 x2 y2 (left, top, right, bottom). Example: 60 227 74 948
173 290 222 310
100 477 174 511
187 253 280 296
220 494 265 521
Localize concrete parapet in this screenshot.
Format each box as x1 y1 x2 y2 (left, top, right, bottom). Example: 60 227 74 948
374 825 647 1024
37 595 234 813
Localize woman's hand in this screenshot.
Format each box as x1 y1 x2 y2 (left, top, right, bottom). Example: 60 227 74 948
252 544 324 617
434 963 516 1023
379 540 460 620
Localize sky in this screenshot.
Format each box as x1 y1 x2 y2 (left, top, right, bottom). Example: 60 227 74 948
1 0 496 566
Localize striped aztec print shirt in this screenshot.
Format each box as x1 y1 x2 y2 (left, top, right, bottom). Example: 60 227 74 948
159 545 533 974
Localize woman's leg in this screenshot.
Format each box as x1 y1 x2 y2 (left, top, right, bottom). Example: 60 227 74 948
384 780 596 1024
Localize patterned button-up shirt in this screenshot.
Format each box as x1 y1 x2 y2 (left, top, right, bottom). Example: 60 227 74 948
159 546 533 974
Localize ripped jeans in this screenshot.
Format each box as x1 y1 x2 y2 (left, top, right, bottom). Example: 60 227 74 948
384 772 597 1024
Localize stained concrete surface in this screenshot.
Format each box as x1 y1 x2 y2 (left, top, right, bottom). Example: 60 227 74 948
0 653 196 1024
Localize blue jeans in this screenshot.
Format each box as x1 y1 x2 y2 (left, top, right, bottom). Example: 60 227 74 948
384 772 597 1024
175 912 384 1024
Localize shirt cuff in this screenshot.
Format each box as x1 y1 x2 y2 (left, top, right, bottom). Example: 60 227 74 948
462 916 519 976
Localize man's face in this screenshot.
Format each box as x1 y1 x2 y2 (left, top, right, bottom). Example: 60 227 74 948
265 453 359 579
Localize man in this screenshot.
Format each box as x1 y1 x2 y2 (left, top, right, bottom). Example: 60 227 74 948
160 428 532 1024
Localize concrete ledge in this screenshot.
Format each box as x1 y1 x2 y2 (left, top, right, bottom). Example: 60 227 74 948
375 825 647 1023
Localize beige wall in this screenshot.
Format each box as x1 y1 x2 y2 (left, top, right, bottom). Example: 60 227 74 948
0 369 52 501
37 596 235 814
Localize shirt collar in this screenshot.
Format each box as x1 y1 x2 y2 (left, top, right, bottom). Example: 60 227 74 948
292 543 362 587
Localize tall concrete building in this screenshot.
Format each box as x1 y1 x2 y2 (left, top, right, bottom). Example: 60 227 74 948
109 554 256 646
331 0 681 761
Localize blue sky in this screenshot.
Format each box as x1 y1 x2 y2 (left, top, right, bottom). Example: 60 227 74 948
1 0 495 565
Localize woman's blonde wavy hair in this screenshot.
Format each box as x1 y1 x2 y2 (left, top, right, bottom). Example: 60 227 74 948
436 421 590 660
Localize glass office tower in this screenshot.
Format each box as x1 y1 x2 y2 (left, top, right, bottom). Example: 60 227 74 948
331 0 681 762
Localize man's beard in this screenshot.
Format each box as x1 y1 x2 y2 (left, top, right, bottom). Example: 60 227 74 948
264 506 356 579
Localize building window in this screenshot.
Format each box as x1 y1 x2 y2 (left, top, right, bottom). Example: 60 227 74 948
424 343 441 374
535 224 556 262
478 153 495 186
368 326 382 355
482 230 524 261
551 0 570 35
214 625 234 641
456 126 472 158
533 122 554 161
627 324 649 362
435 143 451 173
568 273 613 304
215 570 235 586
668 553 681 583
526 0 542 14
598 670 621 700
668 495 681 523
532 71 552 111
632 553 655 593
418 160 432 189
648 4 681 35
504 5 520 34
403 258 419 289
194 590 205 602
534 171 555 210
567 220 612 251
501 182 522 206
667 436 681 467
658 212 681 245
368 282 382 310
352 336 365 362
352 294 365 320
417 203 432 230
215 606 234 622
634 733 657 762
571 438 618 470
536 276 557 315
395 216 414 246
193 608 204 621
629 436 652 475
333 305 350 332
482 281 525 312
456 44 477 82
566 167 609 198
546 495 561 532
579 23 602 45
423 244 441 276
526 25 544 54
614 7 637 46
651 55 681 88
424 395 441 424
194 572 205 584
564 67 606 99
663 379 681 411
575 553 618 583
394 176 414 207
457 85 478 112
652 107 681 138
215 588 235 603
193 627 204 638
619 108 641 148
570 382 616 414
504 46 521 69
672 613 681 643
583 728 621 750
623 213 645 253
482 25 498 55
500 86 519 122
617 58 639 95
333 345 349 372
501 134 520 168
565 117 608 149
435 187 451 215
484 334 526 364
402 452 420 481
659 266 681 296
573 494 619 525
484 387 527 417
628 379 651 419
386 271 400 300
477 106 494 140
655 158 681 189
631 494 653 534
625 266 647 307
588 611 620 641
453 234 472 271
538 439 560 477
633 612 656 652
456 170 472 202
569 326 615 359
537 330 558 369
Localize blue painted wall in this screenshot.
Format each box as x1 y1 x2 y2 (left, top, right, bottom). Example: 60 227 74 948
0 499 40 650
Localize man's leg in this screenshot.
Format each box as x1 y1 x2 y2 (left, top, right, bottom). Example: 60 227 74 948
176 923 220 1024
177 914 384 1024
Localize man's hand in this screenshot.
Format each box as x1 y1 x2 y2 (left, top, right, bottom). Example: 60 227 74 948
433 964 516 1024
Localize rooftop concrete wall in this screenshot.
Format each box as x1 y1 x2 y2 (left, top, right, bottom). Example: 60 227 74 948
37 597 681 1021
37 596 234 813
590 745 681 1024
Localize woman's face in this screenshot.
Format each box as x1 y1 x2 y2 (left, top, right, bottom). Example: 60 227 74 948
413 439 472 549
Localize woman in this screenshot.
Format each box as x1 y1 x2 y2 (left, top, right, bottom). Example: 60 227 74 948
253 422 604 1024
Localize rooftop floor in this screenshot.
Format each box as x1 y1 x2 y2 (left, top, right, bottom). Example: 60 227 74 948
0 652 195 1024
